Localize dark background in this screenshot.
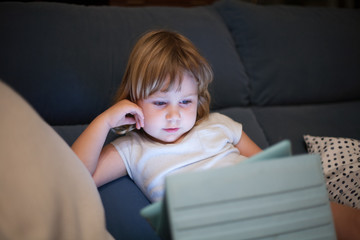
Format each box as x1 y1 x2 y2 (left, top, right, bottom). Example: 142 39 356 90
0 0 359 8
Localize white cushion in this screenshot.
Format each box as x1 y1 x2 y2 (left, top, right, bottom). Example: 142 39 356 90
0 81 113 240
304 134 360 209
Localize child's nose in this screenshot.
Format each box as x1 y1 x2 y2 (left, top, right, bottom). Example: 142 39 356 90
166 106 181 122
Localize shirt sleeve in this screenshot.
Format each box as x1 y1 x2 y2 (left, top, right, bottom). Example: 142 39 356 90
210 113 243 145
110 135 134 179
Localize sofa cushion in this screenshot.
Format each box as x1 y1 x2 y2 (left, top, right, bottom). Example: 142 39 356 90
215 0 360 106
99 177 161 240
252 101 360 154
0 2 250 126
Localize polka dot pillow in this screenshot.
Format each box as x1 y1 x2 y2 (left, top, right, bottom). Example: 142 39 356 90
304 135 360 209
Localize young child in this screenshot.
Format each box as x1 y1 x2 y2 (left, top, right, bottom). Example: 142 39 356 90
72 30 262 202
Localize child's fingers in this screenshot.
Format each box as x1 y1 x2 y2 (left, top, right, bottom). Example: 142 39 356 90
138 112 144 128
125 108 144 130
111 100 144 128
123 114 137 125
130 107 144 129
134 113 144 129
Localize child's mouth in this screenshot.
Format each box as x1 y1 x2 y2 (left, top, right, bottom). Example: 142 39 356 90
164 128 180 133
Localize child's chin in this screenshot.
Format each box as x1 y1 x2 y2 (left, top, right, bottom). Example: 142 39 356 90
159 137 180 144
143 132 181 144
157 134 184 144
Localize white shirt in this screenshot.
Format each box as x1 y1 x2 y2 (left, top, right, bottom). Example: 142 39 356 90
111 113 247 202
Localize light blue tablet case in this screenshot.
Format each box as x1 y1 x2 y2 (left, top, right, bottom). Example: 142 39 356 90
140 140 336 240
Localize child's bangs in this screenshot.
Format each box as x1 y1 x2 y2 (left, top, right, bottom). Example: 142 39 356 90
140 59 188 99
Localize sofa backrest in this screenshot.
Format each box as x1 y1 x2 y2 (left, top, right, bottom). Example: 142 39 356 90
0 2 250 125
1 0 360 126
216 0 360 106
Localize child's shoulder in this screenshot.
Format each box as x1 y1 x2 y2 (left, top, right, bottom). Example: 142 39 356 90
194 112 243 142
196 113 242 132
208 112 238 124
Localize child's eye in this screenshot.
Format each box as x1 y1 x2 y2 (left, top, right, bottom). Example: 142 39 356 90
180 100 192 105
153 101 166 106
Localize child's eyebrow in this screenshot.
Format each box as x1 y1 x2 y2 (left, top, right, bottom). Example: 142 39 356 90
182 93 198 98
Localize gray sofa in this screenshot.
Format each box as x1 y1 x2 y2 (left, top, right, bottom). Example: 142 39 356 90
1 0 359 239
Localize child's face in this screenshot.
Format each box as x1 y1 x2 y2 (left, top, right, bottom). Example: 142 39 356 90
137 72 198 144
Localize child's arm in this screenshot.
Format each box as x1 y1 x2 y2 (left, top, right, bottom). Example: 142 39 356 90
71 100 144 187
235 131 262 157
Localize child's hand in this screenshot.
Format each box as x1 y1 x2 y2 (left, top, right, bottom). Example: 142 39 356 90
102 100 144 130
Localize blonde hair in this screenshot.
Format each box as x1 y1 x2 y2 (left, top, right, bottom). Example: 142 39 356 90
113 30 213 134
